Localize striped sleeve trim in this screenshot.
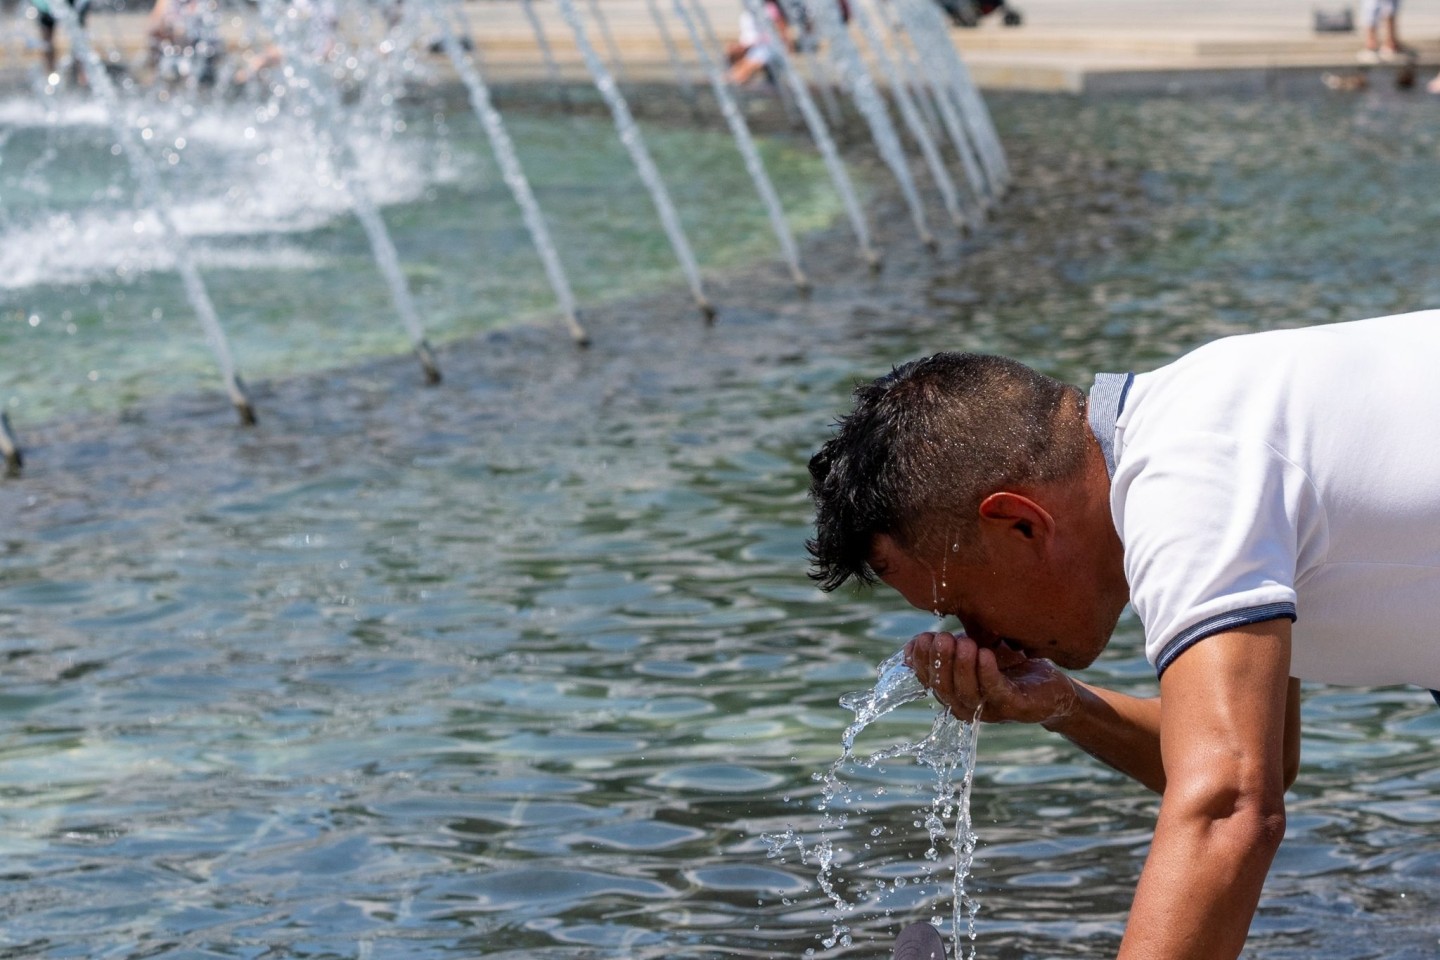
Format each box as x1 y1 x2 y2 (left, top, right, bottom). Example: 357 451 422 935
1154 602 1298 678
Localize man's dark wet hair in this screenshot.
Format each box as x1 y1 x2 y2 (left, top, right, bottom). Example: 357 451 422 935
807 352 1089 591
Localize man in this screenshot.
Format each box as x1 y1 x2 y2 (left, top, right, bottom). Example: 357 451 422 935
807 311 1440 959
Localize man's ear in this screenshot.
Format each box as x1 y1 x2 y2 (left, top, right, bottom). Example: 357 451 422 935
976 491 1054 542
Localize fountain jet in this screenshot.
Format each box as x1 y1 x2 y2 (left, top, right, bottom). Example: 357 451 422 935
518 0 571 107
850 0 969 231
430 0 590 344
741 0 880 270
876 0 991 215
46 0 256 425
585 0 627 82
672 0 808 291
809 0 936 250
642 0 701 116
554 0 714 320
257 0 441 385
899 0 1009 194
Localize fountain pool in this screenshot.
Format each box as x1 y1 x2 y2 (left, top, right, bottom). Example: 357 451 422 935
3 66 1440 960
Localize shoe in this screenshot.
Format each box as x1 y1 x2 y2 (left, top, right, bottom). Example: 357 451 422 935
1379 44 1417 63
1428 74 1440 94
1357 47 1381 64
894 922 948 960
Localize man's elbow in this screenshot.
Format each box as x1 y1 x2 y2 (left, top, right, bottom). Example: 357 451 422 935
1242 798 1288 856
1171 778 1288 855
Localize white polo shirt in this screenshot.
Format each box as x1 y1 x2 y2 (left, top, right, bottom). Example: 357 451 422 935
1088 311 1440 692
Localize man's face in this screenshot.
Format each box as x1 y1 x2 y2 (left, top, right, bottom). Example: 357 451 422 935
869 532 1120 671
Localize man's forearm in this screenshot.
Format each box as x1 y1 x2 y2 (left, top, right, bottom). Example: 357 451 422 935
1118 793 1283 959
1041 680 1167 793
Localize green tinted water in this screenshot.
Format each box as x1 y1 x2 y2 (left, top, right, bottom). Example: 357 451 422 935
0 97 850 421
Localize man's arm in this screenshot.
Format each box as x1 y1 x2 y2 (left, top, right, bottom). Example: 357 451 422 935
905 631 1301 795
1045 674 1300 795
1118 619 1293 959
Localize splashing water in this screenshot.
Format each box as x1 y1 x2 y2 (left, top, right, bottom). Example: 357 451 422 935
764 649 985 957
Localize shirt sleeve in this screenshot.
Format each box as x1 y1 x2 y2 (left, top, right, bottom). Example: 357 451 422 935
1113 431 1314 677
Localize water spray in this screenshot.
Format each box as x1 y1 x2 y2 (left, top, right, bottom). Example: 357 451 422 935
642 0 701 117
554 0 715 321
255 0 441 385
429 0 590 345
808 0 937 251
742 0 881 271
46 0 257 425
518 0 571 108
672 0 809 291
899 0 1009 194
585 0 626 82
850 0 969 231
878 0 991 215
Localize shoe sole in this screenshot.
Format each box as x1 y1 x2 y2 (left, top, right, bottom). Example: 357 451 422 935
893 922 948 960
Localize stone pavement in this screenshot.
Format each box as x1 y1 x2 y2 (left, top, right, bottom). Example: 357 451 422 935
958 0 1440 92
1 0 1438 94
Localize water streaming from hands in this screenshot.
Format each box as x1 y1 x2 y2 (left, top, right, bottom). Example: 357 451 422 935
765 649 985 959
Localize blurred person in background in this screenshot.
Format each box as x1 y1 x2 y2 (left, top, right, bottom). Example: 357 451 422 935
29 0 91 86
1357 0 1414 62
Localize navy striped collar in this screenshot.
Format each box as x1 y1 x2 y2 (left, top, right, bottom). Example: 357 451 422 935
1087 372 1134 478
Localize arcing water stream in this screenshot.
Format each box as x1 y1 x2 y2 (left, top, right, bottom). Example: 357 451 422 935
766 649 985 958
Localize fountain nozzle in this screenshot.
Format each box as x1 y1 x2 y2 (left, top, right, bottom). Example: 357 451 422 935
227 377 258 427
0 412 23 476
416 340 443 386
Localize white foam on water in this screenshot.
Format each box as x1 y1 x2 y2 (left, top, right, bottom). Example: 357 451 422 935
0 100 461 291
0 208 330 289
0 94 112 129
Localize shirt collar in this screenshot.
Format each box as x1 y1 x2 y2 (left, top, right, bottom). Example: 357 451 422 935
1087 372 1134 479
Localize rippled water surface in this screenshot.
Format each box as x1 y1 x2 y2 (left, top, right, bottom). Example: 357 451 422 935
2 88 1440 959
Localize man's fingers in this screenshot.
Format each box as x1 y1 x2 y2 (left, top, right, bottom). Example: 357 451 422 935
974 646 1009 718
938 637 984 716
907 632 1001 719
905 633 935 684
